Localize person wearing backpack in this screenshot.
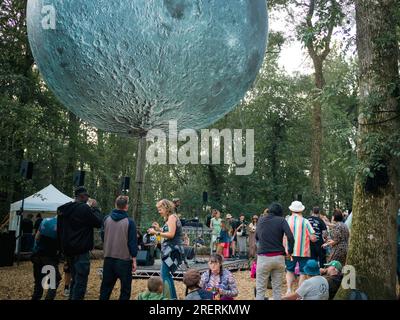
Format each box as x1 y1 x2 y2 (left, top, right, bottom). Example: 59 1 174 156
31 216 61 300
57 186 103 300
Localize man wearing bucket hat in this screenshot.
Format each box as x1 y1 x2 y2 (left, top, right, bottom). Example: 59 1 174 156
285 201 317 295
320 260 344 299
283 259 329 300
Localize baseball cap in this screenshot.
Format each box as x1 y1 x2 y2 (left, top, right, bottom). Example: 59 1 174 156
74 186 90 197
324 260 343 272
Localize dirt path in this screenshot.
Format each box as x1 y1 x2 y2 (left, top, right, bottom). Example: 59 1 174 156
0 260 280 300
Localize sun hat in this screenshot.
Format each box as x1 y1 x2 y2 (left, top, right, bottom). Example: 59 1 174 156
303 259 320 276
289 200 305 213
324 260 343 272
226 213 232 219
252 215 258 220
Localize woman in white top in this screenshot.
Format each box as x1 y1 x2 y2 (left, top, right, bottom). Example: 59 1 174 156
210 210 222 253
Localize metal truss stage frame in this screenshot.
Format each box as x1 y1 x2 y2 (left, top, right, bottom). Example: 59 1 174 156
97 258 249 281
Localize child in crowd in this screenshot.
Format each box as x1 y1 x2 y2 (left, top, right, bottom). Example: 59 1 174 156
184 269 213 300
138 276 166 300
217 220 231 258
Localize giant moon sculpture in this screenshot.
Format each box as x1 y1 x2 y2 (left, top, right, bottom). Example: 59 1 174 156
27 0 268 135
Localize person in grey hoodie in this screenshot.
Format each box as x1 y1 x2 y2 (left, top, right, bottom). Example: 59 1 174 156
99 195 138 300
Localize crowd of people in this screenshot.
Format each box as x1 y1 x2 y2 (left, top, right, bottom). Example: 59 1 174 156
254 201 349 300
28 186 399 300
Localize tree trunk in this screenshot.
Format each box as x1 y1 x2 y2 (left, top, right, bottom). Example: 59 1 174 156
270 117 284 200
64 112 79 195
335 0 399 300
310 57 325 199
132 135 147 226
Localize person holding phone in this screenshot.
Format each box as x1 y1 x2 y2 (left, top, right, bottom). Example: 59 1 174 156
57 186 103 300
147 199 184 300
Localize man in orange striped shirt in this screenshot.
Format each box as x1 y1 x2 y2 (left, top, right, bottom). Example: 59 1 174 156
284 201 317 296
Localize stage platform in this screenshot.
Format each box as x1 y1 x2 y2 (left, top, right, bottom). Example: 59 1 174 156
97 257 249 281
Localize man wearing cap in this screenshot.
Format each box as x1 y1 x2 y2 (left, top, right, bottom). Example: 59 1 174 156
283 259 329 300
57 186 103 300
320 260 343 300
285 201 317 294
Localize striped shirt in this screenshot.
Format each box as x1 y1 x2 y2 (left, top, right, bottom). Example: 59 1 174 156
285 214 315 257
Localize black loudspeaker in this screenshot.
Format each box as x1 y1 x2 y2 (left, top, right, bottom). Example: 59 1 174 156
184 246 195 260
120 176 130 192
0 231 15 267
136 250 154 266
20 161 33 180
202 191 208 203
73 171 85 187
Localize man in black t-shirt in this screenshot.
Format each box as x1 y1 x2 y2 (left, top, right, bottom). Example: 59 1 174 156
307 207 327 267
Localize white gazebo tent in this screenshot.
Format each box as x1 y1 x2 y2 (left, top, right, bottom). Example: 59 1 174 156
9 184 73 252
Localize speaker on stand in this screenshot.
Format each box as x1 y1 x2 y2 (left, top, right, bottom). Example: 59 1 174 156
191 213 206 265
120 176 130 195
20 161 33 180
16 161 34 265
73 170 85 187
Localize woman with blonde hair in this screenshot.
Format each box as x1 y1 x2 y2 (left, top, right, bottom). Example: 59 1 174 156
147 199 184 299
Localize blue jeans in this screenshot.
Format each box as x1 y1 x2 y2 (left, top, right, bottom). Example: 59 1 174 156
68 252 90 300
161 261 177 299
100 257 132 300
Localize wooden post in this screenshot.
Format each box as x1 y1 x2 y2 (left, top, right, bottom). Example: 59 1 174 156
132 135 147 226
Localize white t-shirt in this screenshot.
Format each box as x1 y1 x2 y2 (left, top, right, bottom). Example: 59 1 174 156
296 276 329 300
